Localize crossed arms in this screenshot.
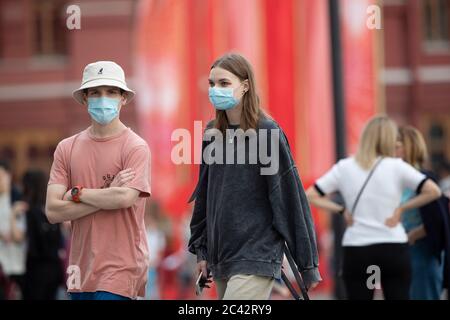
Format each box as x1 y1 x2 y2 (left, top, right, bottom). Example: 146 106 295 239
45 169 139 224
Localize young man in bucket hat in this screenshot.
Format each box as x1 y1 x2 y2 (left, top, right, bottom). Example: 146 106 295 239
45 61 151 300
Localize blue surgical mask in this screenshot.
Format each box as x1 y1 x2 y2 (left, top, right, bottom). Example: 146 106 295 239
208 87 239 110
87 97 120 125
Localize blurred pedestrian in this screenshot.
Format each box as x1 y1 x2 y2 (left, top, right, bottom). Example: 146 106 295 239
22 169 64 300
437 161 450 198
397 126 443 299
306 115 442 300
45 61 151 300
0 159 26 299
188 53 321 300
144 202 166 300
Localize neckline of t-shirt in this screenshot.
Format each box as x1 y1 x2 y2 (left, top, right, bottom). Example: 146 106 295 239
352 156 385 172
86 126 130 142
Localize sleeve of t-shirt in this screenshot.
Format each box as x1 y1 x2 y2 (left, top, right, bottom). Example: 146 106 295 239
396 159 427 192
123 145 151 198
315 163 341 195
48 141 69 188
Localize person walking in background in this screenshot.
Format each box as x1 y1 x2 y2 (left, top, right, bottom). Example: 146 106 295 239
188 53 321 300
306 115 442 300
144 202 166 300
437 161 450 198
45 61 151 300
398 126 450 299
396 126 444 299
0 159 26 299
21 169 64 300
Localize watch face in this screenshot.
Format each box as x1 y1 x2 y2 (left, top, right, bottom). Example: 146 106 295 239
71 188 79 196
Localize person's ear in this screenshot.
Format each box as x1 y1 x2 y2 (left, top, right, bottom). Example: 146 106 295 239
242 80 250 94
82 92 88 105
121 93 128 106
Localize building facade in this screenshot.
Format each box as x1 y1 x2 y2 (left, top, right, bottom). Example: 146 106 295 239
0 0 449 180
383 0 450 167
0 0 139 181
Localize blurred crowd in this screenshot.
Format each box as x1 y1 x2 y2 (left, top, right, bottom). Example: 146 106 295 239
0 124 449 300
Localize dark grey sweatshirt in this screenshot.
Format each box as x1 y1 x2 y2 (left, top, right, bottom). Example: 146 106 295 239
188 117 321 287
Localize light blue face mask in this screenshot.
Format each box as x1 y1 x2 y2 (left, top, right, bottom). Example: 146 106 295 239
87 97 121 125
208 87 240 110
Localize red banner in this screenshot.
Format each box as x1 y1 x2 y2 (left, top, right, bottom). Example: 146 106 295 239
341 0 378 154
133 0 364 298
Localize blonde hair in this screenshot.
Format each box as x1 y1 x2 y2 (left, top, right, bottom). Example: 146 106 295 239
355 115 398 170
398 126 428 169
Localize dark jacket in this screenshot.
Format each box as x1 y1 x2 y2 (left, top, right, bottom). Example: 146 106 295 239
26 206 63 262
188 118 321 287
419 170 450 289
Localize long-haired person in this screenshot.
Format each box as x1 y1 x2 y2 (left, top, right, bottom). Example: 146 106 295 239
22 169 64 300
188 53 321 300
397 126 448 299
306 116 441 300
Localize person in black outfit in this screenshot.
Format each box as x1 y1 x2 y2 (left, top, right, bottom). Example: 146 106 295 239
22 169 64 300
188 53 321 300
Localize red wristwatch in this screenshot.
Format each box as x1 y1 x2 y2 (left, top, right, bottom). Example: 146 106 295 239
71 186 83 203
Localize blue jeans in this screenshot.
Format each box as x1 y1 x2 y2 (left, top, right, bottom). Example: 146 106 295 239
70 291 131 300
409 239 443 300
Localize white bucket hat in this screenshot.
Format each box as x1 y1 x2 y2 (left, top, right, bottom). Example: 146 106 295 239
72 61 135 105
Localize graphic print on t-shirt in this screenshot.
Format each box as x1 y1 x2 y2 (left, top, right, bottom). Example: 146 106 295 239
101 173 115 189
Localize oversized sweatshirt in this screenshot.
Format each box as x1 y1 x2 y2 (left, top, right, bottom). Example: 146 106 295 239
188 117 321 287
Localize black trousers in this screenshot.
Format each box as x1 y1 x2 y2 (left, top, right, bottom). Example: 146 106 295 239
24 260 63 300
342 243 411 300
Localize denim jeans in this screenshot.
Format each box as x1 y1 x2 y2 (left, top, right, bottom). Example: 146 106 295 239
409 239 443 300
70 291 131 300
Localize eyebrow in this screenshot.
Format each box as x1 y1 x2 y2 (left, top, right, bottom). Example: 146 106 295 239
208 78 232 82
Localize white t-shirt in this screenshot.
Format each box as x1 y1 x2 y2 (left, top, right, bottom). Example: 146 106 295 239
0 193 26 275
315 157 426 247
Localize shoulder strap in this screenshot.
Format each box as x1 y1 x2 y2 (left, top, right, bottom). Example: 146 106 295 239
351 157 383 215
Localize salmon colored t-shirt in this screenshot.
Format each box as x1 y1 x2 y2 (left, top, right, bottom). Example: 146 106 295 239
48 127 151 298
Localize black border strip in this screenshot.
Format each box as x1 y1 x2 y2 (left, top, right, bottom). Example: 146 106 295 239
314 183 326 196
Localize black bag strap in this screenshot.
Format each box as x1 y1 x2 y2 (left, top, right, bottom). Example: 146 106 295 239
351 157 383 215
281 244 310 300
281 270 301 300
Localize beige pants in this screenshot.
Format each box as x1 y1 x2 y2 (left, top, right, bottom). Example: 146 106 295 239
215 274 275 300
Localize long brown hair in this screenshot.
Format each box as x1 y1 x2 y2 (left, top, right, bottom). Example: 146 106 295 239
398 126 428 169
22 169 48 209
211 53 267 133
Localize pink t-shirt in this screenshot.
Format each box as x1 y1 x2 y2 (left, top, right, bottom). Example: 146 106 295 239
48 127 151 298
